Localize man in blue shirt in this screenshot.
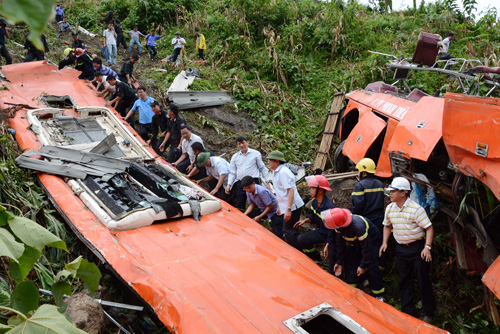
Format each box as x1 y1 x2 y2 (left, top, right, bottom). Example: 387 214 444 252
55 4 64 23
145 31 163 61
93 57 118 79
0 21 12 65
124 86 155 139
242 175 283 239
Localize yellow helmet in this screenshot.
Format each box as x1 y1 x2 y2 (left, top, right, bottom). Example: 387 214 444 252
356 158 376 173
63 48 75 57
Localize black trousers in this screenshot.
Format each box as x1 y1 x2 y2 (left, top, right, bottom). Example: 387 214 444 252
171 47 181 62
396 239 436 317
24 51 44 62
167 139 181 163
116 33 127 49
198 49 205 60
116 98 136 128
280 206 302 250
298 229 336 272
343 237 384 296
139 123 153 142
1 45 12 65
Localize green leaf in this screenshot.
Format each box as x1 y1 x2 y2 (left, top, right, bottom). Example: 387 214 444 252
0 0 54 50
0 323 12 334
0 205 14 227
0 277 11 307
55 269 75 283
76 259 101 293
0 228 24 263
51 281 71 311
7 315 24 327
8 304 88 334
9 245 41 282
10 281 39 315
64 256 83 277
8 216 68 253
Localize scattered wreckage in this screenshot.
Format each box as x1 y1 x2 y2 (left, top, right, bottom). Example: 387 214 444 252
333 32 500 321
1 61 449 333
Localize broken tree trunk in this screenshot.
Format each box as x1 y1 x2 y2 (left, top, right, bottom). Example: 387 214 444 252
313 93 345 171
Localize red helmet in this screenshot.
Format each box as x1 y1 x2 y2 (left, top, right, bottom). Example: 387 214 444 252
75 48 84 56
324 208 352 229
306 175 332 191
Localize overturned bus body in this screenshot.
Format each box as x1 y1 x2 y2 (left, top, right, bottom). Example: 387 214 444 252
1 61 450 333
335 79 500 300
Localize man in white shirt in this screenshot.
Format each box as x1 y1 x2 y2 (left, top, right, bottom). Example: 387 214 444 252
196 152 230 200
170 31 186 63
172 125 203 174
267 150 304 250
103 23 117 65
438 32 454 70
225 135 271 210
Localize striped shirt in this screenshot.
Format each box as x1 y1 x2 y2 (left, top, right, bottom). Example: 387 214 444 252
383 198 431 244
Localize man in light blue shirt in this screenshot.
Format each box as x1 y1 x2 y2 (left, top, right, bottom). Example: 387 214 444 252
241 175 283 239
124 86 155 140
196 152 230 200
267 150 304 250
225 135 270 210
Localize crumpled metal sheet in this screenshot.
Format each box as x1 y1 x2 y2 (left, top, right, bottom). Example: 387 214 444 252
168 91 237 109
442 92 500 201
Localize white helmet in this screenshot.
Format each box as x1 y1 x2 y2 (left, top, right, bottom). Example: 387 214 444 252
387 177 411 191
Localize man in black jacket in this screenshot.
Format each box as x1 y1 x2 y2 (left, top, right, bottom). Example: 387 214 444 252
75 48 95 80
114 19 127 49
325 208 385 300
24 33 49 62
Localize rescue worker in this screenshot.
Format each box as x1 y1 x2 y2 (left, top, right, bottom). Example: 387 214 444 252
148 100 170 155
105 76 137 119
352 158 386 269
69 32 85 49
324 208 385 300
58 48 76 70
74 48 95 81
267 150 304 250
352 158 385 231
158 103 186 163
379 177 436 322
294 175 337 270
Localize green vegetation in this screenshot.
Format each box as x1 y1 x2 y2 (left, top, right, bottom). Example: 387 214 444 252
0 134 101 333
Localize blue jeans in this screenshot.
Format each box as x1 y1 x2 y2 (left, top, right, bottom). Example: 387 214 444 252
106 44 117 65
129 40 141 54
147 45 157 60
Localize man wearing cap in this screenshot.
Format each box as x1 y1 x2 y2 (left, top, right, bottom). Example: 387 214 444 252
241 175 283 239
24 33 49 62
68 32 85 49
324 208 385 299
195 152 230 199
159 103 186 162
379 177 436 322
105 76 137 121
267 150 304 250
74 48 95 81
58 48 76 70
225 136 270 211
148 100 170 155
170 31 186 63
145 31 163 61
123 86 155 137
172 125 203 175
125 26 145 54
294 175 337 268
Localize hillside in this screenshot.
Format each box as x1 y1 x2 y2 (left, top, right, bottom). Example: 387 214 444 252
1 0 500 333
